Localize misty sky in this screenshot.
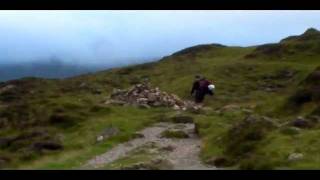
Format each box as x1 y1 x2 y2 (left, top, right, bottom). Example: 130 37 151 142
1 10 320 66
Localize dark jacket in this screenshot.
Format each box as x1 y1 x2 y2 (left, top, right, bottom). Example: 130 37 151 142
191 79 212 95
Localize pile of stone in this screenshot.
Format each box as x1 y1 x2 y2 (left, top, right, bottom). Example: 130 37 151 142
104 83 200 111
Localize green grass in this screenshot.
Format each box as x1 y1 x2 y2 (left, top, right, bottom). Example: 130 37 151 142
12 106 170 169
2 29 320 169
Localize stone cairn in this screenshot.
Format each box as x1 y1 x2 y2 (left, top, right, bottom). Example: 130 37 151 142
104 83 200 111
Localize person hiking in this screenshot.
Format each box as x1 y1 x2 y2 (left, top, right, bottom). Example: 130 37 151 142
191 75 214 103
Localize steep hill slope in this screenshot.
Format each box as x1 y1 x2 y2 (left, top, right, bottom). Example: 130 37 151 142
245 28 320 60
1 28 320 169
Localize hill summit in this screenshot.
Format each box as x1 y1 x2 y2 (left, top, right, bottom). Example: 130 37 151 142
245 27 320 59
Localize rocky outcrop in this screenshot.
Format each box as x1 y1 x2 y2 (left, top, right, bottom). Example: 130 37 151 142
105 83 201 111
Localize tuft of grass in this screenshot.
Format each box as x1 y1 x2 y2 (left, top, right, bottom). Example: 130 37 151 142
160 130 189 139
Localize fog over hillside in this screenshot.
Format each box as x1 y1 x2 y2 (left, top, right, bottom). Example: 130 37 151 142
1 10 320 81
0 57 159 82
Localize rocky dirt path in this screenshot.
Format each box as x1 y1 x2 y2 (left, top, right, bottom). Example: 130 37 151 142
81 122 217 170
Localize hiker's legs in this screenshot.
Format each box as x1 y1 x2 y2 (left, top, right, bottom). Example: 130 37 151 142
195 91 205 103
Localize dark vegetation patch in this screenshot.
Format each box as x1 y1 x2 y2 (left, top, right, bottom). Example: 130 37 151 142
244 43 294 59
160 130 189 139
246 28 320 60
49 113 85 128
170 116 194 123
0 127 63 164
89 105 112 113
222 115 278 167
288 67 320 107
254 69 298 92
0 78 49 103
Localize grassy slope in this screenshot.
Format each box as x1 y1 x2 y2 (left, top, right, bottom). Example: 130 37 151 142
1 29 320 169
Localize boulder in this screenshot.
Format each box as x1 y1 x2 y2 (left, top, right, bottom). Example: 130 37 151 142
97 127 120 142
147 93 157 102
288 153 304 162
96 136 104 142
291 117 311 128
173 105 180 110
151 101 162 107
137 98 148 104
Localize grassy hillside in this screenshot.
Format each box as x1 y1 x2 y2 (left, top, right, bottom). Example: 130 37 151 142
1 28 320 169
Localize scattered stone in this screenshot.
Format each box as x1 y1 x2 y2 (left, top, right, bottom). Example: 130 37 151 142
0 85 15 94
107 83 201 111
288 153 304 162
138 104 151 109
96 136 104 142
291 116 311 128
147 93 157 102
173 105 180 110
79 82 87 88
96 127 120 142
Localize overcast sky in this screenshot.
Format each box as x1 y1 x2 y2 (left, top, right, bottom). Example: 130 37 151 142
0 10 320 66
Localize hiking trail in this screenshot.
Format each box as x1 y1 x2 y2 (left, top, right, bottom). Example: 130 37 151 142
81 122 217 170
